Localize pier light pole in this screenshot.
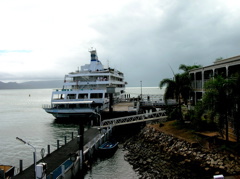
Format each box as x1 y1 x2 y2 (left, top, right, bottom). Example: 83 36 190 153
16 137 37 179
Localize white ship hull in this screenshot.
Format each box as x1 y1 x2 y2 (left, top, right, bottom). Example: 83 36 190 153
43 48 127 119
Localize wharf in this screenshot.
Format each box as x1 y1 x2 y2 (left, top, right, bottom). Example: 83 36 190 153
103 102 136 112
13 128 99 179
101 102 137 119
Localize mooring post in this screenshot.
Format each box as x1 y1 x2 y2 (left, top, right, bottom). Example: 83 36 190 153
48 145 50 155
64 136 67 145
19 159 23 173
72 132 74 140
57 140 59 149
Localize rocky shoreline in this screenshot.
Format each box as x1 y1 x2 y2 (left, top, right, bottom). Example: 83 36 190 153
123 125 240 179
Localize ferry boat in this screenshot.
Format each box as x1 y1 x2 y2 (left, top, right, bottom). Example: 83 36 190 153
43 48 127 119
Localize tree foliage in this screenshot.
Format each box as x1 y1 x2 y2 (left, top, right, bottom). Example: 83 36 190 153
159 64 201 120
202 75 238 141
179 64 202 73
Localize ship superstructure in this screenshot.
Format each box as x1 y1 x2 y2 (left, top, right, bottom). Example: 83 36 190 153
43 49 126 118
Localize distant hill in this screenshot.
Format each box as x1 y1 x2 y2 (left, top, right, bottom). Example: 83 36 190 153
0 80 63 89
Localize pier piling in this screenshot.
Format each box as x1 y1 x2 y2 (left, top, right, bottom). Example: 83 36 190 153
19 160 23 173
48 145 50 155
57 140 60 149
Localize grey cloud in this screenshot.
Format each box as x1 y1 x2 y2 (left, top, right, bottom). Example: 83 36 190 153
2 0 240 87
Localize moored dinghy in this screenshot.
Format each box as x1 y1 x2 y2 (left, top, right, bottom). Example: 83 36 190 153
98 140 119 157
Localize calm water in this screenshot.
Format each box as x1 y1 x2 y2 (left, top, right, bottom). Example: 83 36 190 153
0 87 163 178
85 146 140 179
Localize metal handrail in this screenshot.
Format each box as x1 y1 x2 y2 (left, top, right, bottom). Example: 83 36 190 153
101 110 167 127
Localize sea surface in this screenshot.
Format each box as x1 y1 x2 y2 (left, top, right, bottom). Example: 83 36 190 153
0 87 164 178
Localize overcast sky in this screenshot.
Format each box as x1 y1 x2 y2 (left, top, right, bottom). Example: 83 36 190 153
1 0 240 87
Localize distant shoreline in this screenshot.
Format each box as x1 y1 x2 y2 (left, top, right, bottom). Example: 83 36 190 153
0 80 63 89
0 80 159 89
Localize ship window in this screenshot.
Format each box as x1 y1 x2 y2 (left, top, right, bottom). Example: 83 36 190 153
53 104 65 108
53 94 65 100
90 93 103 98
78 93 88 99
67 94 76 99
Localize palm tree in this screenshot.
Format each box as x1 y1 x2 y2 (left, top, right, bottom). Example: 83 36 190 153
160 73 192 120
159 64 201 121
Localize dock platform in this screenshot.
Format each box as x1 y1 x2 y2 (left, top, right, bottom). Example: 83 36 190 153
13 128 99 179
103 102 136 112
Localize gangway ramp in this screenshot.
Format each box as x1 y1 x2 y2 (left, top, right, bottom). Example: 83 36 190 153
100 110 167 128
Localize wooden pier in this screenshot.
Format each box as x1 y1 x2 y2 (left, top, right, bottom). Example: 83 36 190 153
103 102 137 112
13 128 101 179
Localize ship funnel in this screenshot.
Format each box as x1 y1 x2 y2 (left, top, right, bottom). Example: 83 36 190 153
89 48 98 62
88 48 104 71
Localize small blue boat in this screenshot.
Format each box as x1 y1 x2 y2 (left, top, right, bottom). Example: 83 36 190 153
98 140 119 157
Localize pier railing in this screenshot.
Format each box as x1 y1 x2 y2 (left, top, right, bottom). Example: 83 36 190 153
46 127 112 179
101 110 167 127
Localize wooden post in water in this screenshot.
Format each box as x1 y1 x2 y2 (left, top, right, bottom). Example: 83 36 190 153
48 145 50 155
57 140 59 149
19 159 23 173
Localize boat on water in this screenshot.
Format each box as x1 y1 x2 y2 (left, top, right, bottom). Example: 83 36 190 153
0 165 15 178
43 48 127 119
98 140 119 157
